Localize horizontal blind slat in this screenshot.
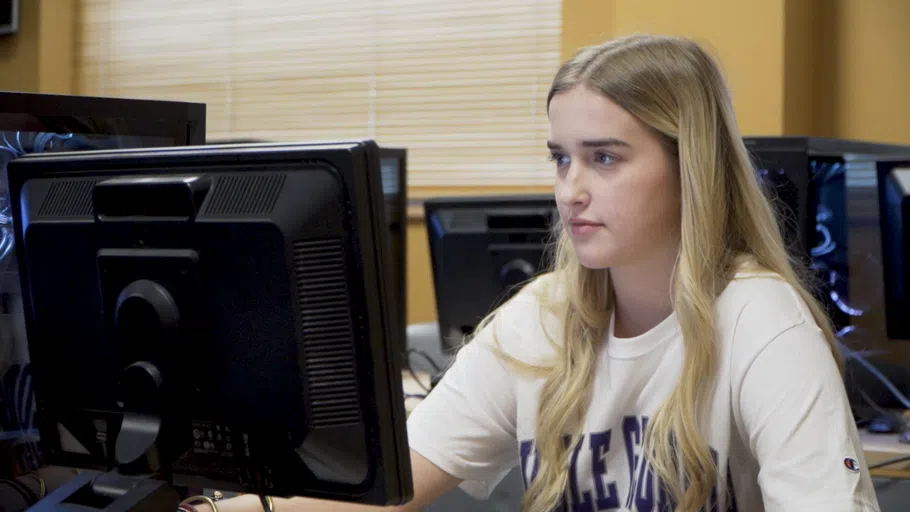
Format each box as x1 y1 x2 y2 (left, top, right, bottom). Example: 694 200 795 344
76 0 561 187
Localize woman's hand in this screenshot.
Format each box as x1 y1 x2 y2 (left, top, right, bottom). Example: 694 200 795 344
178 449 460 512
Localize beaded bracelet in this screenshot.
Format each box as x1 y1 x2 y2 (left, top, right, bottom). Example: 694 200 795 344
179 495 218 512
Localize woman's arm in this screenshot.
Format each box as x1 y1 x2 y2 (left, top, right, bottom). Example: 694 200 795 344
737 321 881 511
194 449 461 512
198 280 539 512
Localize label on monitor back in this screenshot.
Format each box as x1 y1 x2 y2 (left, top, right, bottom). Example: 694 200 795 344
190 420 246 458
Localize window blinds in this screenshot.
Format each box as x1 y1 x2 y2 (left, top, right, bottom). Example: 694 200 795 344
76 0 562 188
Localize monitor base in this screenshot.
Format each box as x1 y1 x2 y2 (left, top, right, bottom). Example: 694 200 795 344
29 470 181 512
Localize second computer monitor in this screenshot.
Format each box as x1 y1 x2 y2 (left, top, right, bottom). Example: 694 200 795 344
425 195 557 350
878 160 910 340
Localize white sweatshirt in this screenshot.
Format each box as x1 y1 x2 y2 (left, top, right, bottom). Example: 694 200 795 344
406 272 881 511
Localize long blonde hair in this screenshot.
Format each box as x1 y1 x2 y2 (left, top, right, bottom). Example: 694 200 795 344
484 34 841 512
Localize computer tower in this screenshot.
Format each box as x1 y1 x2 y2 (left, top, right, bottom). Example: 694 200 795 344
744 136 910 332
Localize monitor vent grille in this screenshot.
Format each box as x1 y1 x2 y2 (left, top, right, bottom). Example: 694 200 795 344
201 174 286 216
293 238 361 428
37 179 98 218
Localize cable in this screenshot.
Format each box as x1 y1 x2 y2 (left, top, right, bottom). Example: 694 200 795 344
869 454 910 470
855 385 907 433
405 348 444 395
811 223 836 257
838 326 910 410
812 161 844 183
407 348 441 373
824 162 844 182
0 131 80 267
406 364 431 394
825 270 864 317
830 289 865 317
809 160 827 180
0 225 14 263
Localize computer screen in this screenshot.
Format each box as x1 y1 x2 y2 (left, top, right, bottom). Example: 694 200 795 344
7 141 412 508
425 195 557 350
0 92 205 481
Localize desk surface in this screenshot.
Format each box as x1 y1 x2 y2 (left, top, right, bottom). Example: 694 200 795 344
861 429 910 479
402 370 431 415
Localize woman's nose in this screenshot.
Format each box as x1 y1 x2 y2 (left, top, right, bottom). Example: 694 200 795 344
557 164 591 208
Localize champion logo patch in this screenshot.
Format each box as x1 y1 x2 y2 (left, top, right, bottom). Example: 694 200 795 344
844 457 860 473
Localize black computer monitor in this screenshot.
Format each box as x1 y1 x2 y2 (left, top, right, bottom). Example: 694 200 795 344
379 148 407 357
425 195 557 350
208 141 408 358
878 160 910 340
8 141 412 509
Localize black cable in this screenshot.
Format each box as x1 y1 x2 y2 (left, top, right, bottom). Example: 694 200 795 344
838 328 910 410
405 364 431 394
403 348 438 394
407 348 441 373
869 454 910 470
856 386 907 433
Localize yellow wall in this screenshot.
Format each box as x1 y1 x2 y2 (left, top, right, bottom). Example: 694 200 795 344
0 0 40 92
562 0 791 136
560 0 613 62
0 0 76 94
556 0 910 147
613 1 788 137
38 0 77 94
832 0 910 145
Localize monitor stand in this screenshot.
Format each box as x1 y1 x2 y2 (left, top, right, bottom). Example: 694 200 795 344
28 470 181 511
31 361 186 510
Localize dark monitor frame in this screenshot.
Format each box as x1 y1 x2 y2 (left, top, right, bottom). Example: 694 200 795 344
0 0 17 36
0 92 206 145
877 159 910 340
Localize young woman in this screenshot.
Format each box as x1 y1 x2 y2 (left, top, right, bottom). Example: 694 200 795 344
204 34 880 512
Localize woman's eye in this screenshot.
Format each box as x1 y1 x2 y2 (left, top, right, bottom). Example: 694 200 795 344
549 152 570 167
595 152 617 166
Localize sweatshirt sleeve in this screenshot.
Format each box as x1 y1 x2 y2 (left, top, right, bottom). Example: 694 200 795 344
405 292 538 499
735 320 881 511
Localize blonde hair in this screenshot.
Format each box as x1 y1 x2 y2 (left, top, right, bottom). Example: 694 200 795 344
479 34 840 512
